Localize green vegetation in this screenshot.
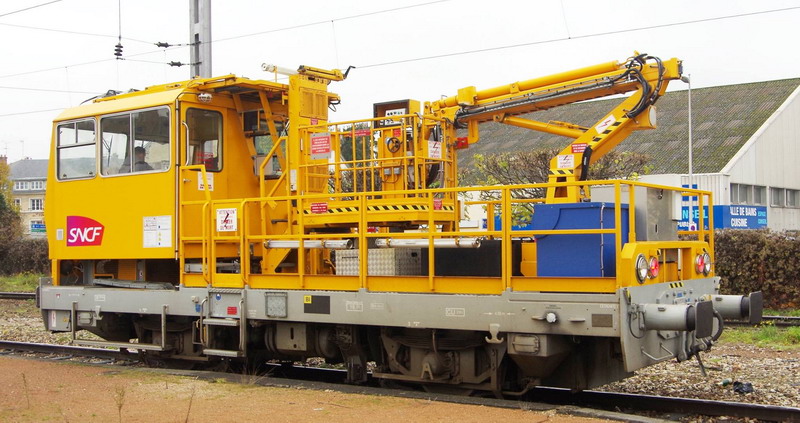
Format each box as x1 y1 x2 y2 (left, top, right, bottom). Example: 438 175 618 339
721 324 800 349
764 308 800 317
0 273 42 292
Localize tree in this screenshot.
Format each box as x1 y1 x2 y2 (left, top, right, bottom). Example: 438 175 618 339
0 158 12 209
0 191 22 257
459 148 652 223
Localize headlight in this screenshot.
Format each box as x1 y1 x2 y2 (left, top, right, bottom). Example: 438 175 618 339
635 254 648 283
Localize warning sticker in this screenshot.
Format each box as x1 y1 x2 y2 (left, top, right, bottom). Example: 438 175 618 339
428 139 442 159
354 129 371 137
595 114 616 134
571 143 588 154
310 132 331 160
198 172 214 191
216 208 237 232
557 154 575 169
310 202 328 214
433 198 443 210
143 215 172 248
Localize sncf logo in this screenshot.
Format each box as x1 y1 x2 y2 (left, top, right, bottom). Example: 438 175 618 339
66 216 105 246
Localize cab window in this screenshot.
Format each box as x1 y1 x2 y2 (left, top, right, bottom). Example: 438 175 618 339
57 119 96 180
186 108 222 171
100 108 170 176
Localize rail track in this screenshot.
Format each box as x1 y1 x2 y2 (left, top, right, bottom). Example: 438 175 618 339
0 291 36 300
0 340 797 421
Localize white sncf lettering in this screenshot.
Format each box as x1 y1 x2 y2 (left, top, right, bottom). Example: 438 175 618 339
68 227 103 243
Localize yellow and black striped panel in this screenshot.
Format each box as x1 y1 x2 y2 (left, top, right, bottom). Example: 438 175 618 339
303 204 454 214
303 206 358 215
669 282 685 289
588 120 623 145
550 169 574 176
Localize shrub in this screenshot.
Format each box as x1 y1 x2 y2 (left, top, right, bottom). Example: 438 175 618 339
715 229 800 309
0 237 50 276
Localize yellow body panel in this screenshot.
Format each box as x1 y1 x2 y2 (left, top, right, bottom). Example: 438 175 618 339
46 57 715 295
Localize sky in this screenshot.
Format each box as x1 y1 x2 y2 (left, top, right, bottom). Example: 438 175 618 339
1 0 800 162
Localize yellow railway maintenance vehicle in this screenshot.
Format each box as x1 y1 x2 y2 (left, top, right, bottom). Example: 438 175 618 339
40 53 761 395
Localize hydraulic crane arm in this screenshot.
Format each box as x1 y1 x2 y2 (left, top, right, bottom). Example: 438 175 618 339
429 53 682 203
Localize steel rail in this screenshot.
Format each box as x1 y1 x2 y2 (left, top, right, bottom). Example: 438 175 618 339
726 315 800 327
0 292 36 300
529 387 800 422
0 340 138 361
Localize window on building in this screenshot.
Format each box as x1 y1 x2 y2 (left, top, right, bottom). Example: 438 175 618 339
13 198 20 209
731 183 752 204
57 119 96 180
101 108 170 175
187 108 222 172
29 198 43 211
787 189 799 208
770 187 786 207
752 185 766 205
14 181 28 190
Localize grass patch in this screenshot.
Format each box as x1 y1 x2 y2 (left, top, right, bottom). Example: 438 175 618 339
0 273 43 292
720 324 800 349
764 308 800 317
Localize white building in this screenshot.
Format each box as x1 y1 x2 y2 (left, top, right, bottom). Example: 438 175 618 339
8 158 48 238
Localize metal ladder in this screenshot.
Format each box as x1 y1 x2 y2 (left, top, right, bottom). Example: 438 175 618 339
197 289 248 358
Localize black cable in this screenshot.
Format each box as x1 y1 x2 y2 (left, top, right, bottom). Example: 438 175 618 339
628 311 645 339
711 309 724 342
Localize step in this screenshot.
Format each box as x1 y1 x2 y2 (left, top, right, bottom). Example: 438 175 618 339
72 339 166 351
202 318 240 327
203 348 243 358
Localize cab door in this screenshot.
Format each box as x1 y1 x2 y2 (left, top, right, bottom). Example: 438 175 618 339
178 103 237 286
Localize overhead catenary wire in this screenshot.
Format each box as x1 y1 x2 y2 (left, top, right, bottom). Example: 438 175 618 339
0 108 63 117
0 22 151 44
0 0 62 19
1 4 800 117
4 4 798 81
357 5 800 69
211 0 452 44
0 85 99 94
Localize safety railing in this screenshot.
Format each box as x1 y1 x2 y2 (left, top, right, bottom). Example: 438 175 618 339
296 114 453 200
178 177 715 294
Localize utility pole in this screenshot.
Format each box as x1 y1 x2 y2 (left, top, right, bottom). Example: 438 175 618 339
189 0 212 78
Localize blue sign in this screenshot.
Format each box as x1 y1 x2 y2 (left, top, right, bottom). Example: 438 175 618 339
722 205 767 229
679 205 767 230
484 216 534 231
30 223 46 233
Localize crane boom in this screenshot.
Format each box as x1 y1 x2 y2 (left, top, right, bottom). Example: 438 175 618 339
429 53 683 203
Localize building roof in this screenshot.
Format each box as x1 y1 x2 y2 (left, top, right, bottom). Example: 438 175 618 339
458 78 800 174
9 159 48 180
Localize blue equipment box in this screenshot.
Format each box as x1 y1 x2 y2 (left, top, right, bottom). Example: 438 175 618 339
532 202 629 277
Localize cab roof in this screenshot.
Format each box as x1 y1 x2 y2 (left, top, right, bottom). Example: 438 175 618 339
54 75 289 122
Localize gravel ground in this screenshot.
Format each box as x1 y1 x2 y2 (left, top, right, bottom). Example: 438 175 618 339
3 299 798 410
